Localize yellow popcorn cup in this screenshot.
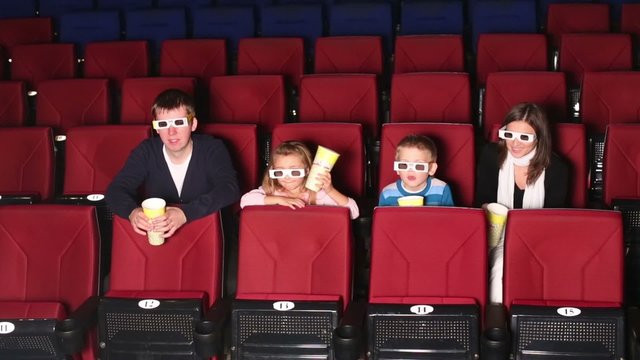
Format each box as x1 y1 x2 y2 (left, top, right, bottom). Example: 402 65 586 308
397 195 424 206
485 202 508 248
141 197 166 246
305 145 340 192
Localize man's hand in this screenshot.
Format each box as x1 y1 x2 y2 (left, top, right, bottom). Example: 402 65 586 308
151 206 187 238
129 207 152 236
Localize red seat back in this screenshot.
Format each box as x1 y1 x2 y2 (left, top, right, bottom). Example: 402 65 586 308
315 36 384 75
621 4 640 40
110 213 223 307
559 33 632 88
0 18 52 56
200 123 259 195
11 43 76 89
394 35 464 74
238 37 304 88
483 71 567 140
378 123 475 207
120 77 196 124
64 125 150 195
84 41 150 89
0 205 98 311
160 39 227 84
390 72 471 124
476 33 547 87
36 79 111 134
547 3 610 47
0 127 54 200
503 209 622 308
369 207 486 308
581 72 640 134
209 75 285 134
236 206 352 306
299 73 379 139
603 124 640 206
271 122 365 198
0 81 26 127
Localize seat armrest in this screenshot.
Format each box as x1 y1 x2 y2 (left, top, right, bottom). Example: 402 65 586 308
55 296 99 355
628 306 640 360
333 300 366 360
195 298 231 358
482 302 509 360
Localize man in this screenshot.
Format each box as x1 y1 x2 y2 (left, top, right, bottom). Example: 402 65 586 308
106 89 239 238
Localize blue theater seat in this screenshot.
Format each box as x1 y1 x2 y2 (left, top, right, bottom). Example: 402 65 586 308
400 0 463 35
38 0 94 19
96 0 153 10
59 11 121 53
329 2 394 54
471 0 537 52
192 6 255 55
261 4 323 55
125 8 187 57
0 0 37 18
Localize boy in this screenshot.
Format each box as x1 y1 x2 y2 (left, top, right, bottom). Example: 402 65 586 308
106 89 239 238
378 134 454 206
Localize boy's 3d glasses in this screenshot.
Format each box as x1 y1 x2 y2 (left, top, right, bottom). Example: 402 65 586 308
394 161 430 172
269 168 306 179
152 116 192 130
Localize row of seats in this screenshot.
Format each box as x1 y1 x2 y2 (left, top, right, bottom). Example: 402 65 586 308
1 32 635 87
2 120 639 212
2 2 640 57
0 204 631 359
2 69 639 138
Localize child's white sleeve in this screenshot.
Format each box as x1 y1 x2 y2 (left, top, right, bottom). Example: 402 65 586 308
239 187 267 208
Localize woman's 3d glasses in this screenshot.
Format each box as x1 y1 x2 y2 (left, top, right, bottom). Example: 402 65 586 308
394 161 430 172
498 126 536 143
152 117 191 130
269 168 306 179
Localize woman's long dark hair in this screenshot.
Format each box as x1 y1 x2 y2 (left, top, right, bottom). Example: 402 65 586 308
497 103 552 185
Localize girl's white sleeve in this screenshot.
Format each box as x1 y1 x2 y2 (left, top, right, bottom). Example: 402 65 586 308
239 187 267 208
316 191 360 220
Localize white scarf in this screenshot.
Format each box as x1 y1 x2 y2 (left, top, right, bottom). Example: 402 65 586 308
497 148 545 209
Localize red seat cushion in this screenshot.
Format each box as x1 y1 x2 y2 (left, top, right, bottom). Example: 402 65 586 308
0 301 66 320
236 293 341 303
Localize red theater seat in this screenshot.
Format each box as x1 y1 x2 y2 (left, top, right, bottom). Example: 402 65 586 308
209 75 285 134
0 18 52 56
10 43 76 90
483 71 567 140
390 72 471 124
0 127 54 202
160 39 227 84
120 77 196 124
0 81 26 127
394 35 464 74
238 37 304 88
315 36 384 75
299 73 379 139
0 205 99 359
271 122 365 198
603 124 640 207
99 213 225 358
36 79 111 134
476 33 547 87
499 209 623 359
200 123 259 197
378 123 475 207
581 72 640 134
546 3 610 48
367 206 486 358
233 206 354 359
84 41 150 90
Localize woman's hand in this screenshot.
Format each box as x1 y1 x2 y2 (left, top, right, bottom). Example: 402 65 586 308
265 195 306 209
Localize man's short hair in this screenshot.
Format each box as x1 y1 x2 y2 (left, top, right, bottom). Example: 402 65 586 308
151 89 195 119
396 134 438 161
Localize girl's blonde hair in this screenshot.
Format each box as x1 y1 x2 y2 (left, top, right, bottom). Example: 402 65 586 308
262 141 313 194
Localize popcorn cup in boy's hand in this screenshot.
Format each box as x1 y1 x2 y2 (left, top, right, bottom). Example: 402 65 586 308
485 202 508 249
305 145 340 192
141 197 166 246
397 195 424 206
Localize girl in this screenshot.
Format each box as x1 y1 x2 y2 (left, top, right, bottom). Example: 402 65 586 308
240 141 359 219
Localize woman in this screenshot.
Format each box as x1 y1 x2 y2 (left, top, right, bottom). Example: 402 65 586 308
475 103 569 303
476 102 569 209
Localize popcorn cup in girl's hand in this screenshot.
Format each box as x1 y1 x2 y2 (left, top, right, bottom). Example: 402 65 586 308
141 197 166 246
305 145 340 192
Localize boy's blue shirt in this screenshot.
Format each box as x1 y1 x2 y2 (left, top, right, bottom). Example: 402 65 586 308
378 177 454 206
